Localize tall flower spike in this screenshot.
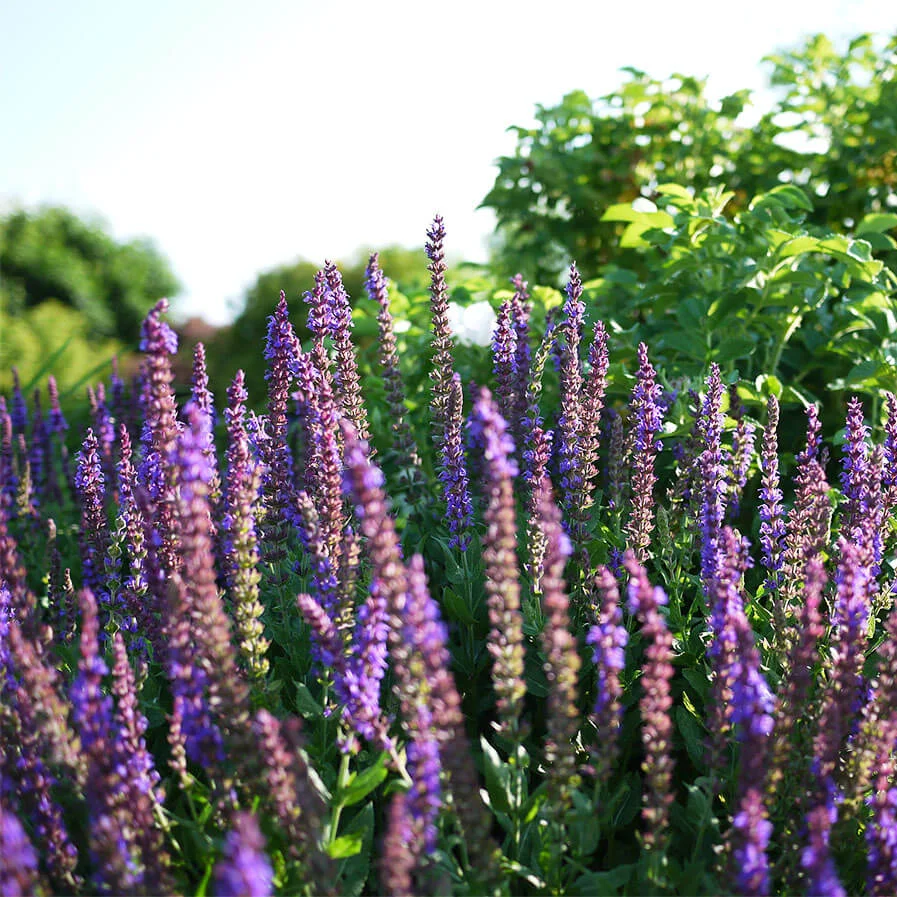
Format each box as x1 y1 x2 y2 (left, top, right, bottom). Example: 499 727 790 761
426 214 455 448
557 263 585 532
213 813 274 897
439 373 472 549
576 321 610 531
524 425 553 596
223 370 268 682
170 403 252 786
840 396 869 543
883 391 897 514
0 808 40 897
510 273 532 442
520 323 557 485
537 480 581 812
470 388 526 737
138 298 181 575
492 297 517 423
624 550 675 853
699 363 726 592
261 291 299 560
325 260 371 442
725 384 756 517
758 394 786 591
366 252 424 480
75 429 110 601
625 342 663 562
586 566 628 786
9 367 28 434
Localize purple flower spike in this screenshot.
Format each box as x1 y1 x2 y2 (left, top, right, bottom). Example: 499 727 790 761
699 363 726 592
537 480 581 811
10 367 28 434
427 214 456 448
587 566 628 785
0 808 40 897
758 395 786 591
492 297 517 423
557 263 585 530
802 799 845 897
625 342 663 562
325 260 371 442
75 429 110 601
867 743 897 897
223 370 268 682
725 385 756 518
624 550 675 852
213 812 273 897
731 788 773 896
510 274 532 442
439 374 472 550
261 291 300 555
883 392 897 514
366 252 423 479
470 388 526 737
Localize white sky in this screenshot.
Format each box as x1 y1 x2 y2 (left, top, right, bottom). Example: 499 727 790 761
1 0 894 325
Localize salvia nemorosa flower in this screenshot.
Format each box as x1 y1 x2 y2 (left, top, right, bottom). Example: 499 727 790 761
292 350 344 563
625 342 663 562
222 370 268 682
70 587 143 894
699 363 726 593
5 622 81 888
138 298 181 575
867 740 897 897
251 709 330 871
27 389 47 503
576 321 610 524
801 799 845 897
0 403 17 513
213 812 273 897
813 538 872 785
883 391 897 514
524 425 553 596
840 396 869 542
426 214 455 448
168 404 251 787
557 263 585 531
510 273 532 441
110 356 126 432
191 341 221 505
439 373 472 549
731 788 774 897
470 388 526 737
261 291 299 556
725 384 756 518
366 252 424 480
325 260 371 443
46 374 67 437
381 792 416 897
520 323 556 485
586 565 628 786
758 394 786 591
0 806 40 897
75 428 110 601
9 367 27 434
607 409 628 513
766 558 826 801
624 549 675 852
109 631 171 891
492 297 517 424
88 382 116 494
537 479 581 811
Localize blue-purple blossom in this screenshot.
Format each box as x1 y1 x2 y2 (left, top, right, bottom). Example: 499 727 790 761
0 807 40 897
213 813 273 897
439 373 472 549
699 364 726 592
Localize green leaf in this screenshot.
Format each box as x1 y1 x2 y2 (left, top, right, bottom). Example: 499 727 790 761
480 736 513 815
844 359 882 386
340 753 388 807
326 831 364 859
776 235 821 259
573 864 636 896
292 681 324 719
675 705 706 768
857 213 897 235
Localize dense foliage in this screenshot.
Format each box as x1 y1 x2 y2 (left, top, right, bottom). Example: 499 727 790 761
482 32 897 284
2 212 897 897
0 206 180 342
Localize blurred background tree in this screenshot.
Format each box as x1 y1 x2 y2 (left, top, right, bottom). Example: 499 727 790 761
0 205 180 342
481 31 897 285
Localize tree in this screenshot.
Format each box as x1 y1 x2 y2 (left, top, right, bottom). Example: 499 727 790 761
0 206 180 342
480 32 897 285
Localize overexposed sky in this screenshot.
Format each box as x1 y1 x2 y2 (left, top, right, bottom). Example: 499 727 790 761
1 0 894 325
